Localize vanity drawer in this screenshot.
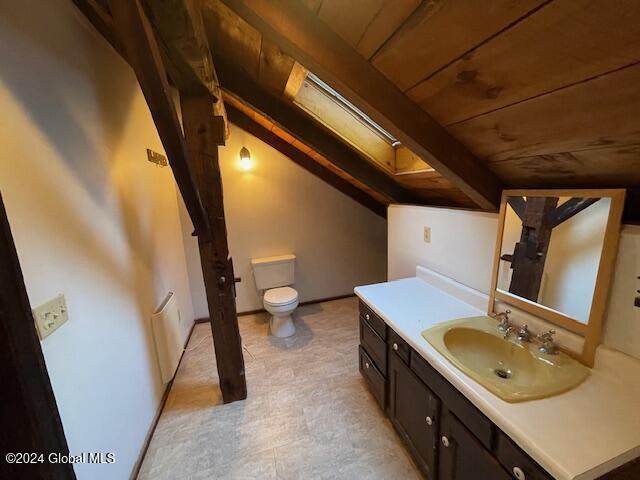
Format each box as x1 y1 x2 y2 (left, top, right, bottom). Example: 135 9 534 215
388 329 411 365
496 431 553 480
359 346 386 410
359 301 387 340
410 350 494 450
360 317 387 374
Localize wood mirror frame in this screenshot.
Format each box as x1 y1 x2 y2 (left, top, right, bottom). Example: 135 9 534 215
488 189 626 367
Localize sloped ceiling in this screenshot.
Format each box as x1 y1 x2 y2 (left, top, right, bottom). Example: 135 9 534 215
203 0 640 220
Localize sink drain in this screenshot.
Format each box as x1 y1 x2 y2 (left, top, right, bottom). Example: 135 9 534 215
494 368 512 379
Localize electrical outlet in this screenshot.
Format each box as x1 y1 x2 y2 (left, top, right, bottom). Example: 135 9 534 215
33 294 68 340
423 226 431 243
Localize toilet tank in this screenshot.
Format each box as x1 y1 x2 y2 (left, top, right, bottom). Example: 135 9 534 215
251 254 296 290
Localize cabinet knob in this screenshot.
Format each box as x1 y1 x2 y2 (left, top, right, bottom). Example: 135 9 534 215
392 343 399 351
512 467 525 480
365 362 370 369
425 416 433 426
441 436 450 448
365 314 370 320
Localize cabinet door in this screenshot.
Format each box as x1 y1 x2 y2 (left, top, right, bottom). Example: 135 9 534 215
439 411 512 480
389 351 439 478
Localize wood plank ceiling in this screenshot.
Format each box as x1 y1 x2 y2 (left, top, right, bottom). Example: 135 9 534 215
201 0 640 220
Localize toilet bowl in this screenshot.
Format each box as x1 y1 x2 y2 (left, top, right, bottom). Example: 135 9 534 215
263 286 299 337
251 254 299 338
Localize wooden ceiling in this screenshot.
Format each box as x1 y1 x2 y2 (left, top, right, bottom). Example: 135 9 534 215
75 0 640 221
201 0 639 220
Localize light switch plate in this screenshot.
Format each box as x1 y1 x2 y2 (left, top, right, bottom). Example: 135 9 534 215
33 294 68 340
423 226 431 243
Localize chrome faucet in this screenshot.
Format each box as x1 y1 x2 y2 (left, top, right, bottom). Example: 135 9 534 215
491 309 512 336
537 329 558 355
516 324 532 343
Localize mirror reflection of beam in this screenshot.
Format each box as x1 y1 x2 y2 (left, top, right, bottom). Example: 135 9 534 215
501 196 600 302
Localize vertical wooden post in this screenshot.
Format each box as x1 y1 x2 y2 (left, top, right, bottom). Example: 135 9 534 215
508 197 559 301
180 93 247 403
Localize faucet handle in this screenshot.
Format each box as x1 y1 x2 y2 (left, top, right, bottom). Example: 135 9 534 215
538 329 556 342
516 324 531 342
490 309 511 320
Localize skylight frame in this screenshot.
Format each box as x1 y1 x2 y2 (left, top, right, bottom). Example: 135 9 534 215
306 73 400 147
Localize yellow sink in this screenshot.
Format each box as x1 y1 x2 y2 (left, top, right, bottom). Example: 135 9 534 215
422 316 590 402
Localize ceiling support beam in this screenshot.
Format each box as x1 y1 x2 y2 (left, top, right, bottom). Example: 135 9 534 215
181 93 247 403
145 0 220 98
216 60 420 204
107 0 209 234
73 0 226 123
218 0 503 210
226 105 387 217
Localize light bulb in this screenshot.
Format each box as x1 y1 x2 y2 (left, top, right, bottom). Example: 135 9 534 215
239 146 253 171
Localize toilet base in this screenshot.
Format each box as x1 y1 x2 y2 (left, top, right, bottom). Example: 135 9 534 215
270 313 296 338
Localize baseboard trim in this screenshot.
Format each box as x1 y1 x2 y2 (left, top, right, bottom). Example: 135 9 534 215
237 293 356 317
129 321 197 480
299 293 355 307
194 294 357 321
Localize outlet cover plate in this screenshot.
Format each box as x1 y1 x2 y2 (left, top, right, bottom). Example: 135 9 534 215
33 294 68 340
423 226 431 243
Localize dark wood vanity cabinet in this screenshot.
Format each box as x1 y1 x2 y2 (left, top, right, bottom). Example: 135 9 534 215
388 349 439 478
358 301 639 480
358 301 552 480
439 411 511 480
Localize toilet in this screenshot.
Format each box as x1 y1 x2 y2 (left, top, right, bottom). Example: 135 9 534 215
250 254 299 337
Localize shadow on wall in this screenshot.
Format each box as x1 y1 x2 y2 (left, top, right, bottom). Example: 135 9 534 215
0 0 137 204
0 0 164 363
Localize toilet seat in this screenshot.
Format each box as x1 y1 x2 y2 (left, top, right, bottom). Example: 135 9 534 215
264 286 298 306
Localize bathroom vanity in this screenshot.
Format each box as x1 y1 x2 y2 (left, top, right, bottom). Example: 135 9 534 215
355 272 640 480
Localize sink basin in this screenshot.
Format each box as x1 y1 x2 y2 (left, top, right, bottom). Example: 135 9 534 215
422 316 590 402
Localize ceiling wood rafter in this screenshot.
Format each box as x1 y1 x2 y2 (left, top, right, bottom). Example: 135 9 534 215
216 60 421 205
218 0 503 210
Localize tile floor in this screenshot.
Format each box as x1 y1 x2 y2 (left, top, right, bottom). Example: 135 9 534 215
138 297 421 479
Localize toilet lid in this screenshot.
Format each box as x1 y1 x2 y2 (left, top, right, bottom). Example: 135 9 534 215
264 287 298 306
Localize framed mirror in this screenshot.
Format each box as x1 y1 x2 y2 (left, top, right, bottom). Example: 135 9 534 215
488 189 626 366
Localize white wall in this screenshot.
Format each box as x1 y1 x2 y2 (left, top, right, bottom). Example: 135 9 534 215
388 204 640 361
0 1 195 478
182 124 387 316
388 205 498 293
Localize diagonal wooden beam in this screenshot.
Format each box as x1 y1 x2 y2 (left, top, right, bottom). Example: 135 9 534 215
72 1 225 113
546 197 600 228
217 0 503 209
226 105 387 217
0 193 75 479
107 0 209 234
72 0 126 59
216 60 420 204
144 0 220 99
507 196 527 221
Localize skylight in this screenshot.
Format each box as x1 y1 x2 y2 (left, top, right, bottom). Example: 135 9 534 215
306 73 400 147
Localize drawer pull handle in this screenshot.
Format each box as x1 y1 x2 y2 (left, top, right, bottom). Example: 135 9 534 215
392 343 399 351
512 467 525 480
365 362 370 369
425 416 433 426
365 314 371 321
441 436 449 448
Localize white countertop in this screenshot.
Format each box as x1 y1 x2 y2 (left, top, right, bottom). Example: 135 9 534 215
355 275 640 480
